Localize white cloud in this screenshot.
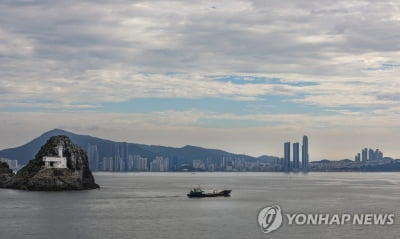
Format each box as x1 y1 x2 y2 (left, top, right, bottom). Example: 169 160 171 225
0 28 34 56
0 1 400 159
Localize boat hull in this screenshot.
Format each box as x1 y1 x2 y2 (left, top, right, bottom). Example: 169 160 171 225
187 190 232 198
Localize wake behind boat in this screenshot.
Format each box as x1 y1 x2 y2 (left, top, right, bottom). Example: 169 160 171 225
187 186 232 198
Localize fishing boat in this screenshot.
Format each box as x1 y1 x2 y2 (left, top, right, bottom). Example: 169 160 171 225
187 186 231 198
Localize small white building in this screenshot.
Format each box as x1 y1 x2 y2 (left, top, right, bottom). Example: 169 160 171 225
43 145 67 169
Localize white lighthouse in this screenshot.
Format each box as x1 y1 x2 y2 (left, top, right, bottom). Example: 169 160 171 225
43 145 67 169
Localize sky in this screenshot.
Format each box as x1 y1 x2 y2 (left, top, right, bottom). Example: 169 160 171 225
1 0 400 160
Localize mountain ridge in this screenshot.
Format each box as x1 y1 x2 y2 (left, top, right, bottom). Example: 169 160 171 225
0 129 279 170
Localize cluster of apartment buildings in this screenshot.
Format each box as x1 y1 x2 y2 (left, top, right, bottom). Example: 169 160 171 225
355 148 384 162
88 143 171 172
191 157 248 171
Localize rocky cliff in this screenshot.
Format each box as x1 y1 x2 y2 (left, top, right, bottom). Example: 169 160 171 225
0 162 14 188
1 135 99 191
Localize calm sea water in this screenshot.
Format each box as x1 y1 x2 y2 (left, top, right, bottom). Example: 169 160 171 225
0 172 399 239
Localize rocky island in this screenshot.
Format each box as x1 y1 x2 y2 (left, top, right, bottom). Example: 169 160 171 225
0 162 14 188
0 135 99 190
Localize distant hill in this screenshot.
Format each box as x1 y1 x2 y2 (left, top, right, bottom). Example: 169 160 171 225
0 129 279 171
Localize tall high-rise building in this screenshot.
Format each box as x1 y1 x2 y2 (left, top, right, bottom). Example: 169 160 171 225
193 160 206 170
221 157 235 171
234 158 245 171
123 142 128 171
355 153 361 162
128 155 148 171
293 142 300 170
150 156 169 172
101 157 113 171
369 148 375 161
110 142 129 172
375 149 383 161
356 148 383 163
362 148 368 161
284 142 291 172
87 143 99 171
302 135 309 171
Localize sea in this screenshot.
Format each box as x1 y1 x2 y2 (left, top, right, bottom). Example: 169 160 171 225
0 172 399 239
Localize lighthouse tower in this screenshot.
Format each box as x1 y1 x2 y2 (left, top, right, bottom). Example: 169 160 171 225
43 145 67 169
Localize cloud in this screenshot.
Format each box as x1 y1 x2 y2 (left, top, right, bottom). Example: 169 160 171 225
1 0 400 74
1 0 400 159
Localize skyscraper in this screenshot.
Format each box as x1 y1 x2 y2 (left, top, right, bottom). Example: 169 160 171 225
362 148 368 161
284 142 291 172
302 135 309 171
87 143 99 171
369 148 375 161
293 142 300 170
375 149 383 161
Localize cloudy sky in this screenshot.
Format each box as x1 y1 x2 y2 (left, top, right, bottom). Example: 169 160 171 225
1 0 400 160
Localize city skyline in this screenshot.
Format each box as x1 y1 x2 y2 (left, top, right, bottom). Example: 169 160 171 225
0 129 397 172
1 1 400 160
0 128 398 162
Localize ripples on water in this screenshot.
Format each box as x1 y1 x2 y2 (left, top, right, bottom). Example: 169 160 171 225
0 172 399 239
